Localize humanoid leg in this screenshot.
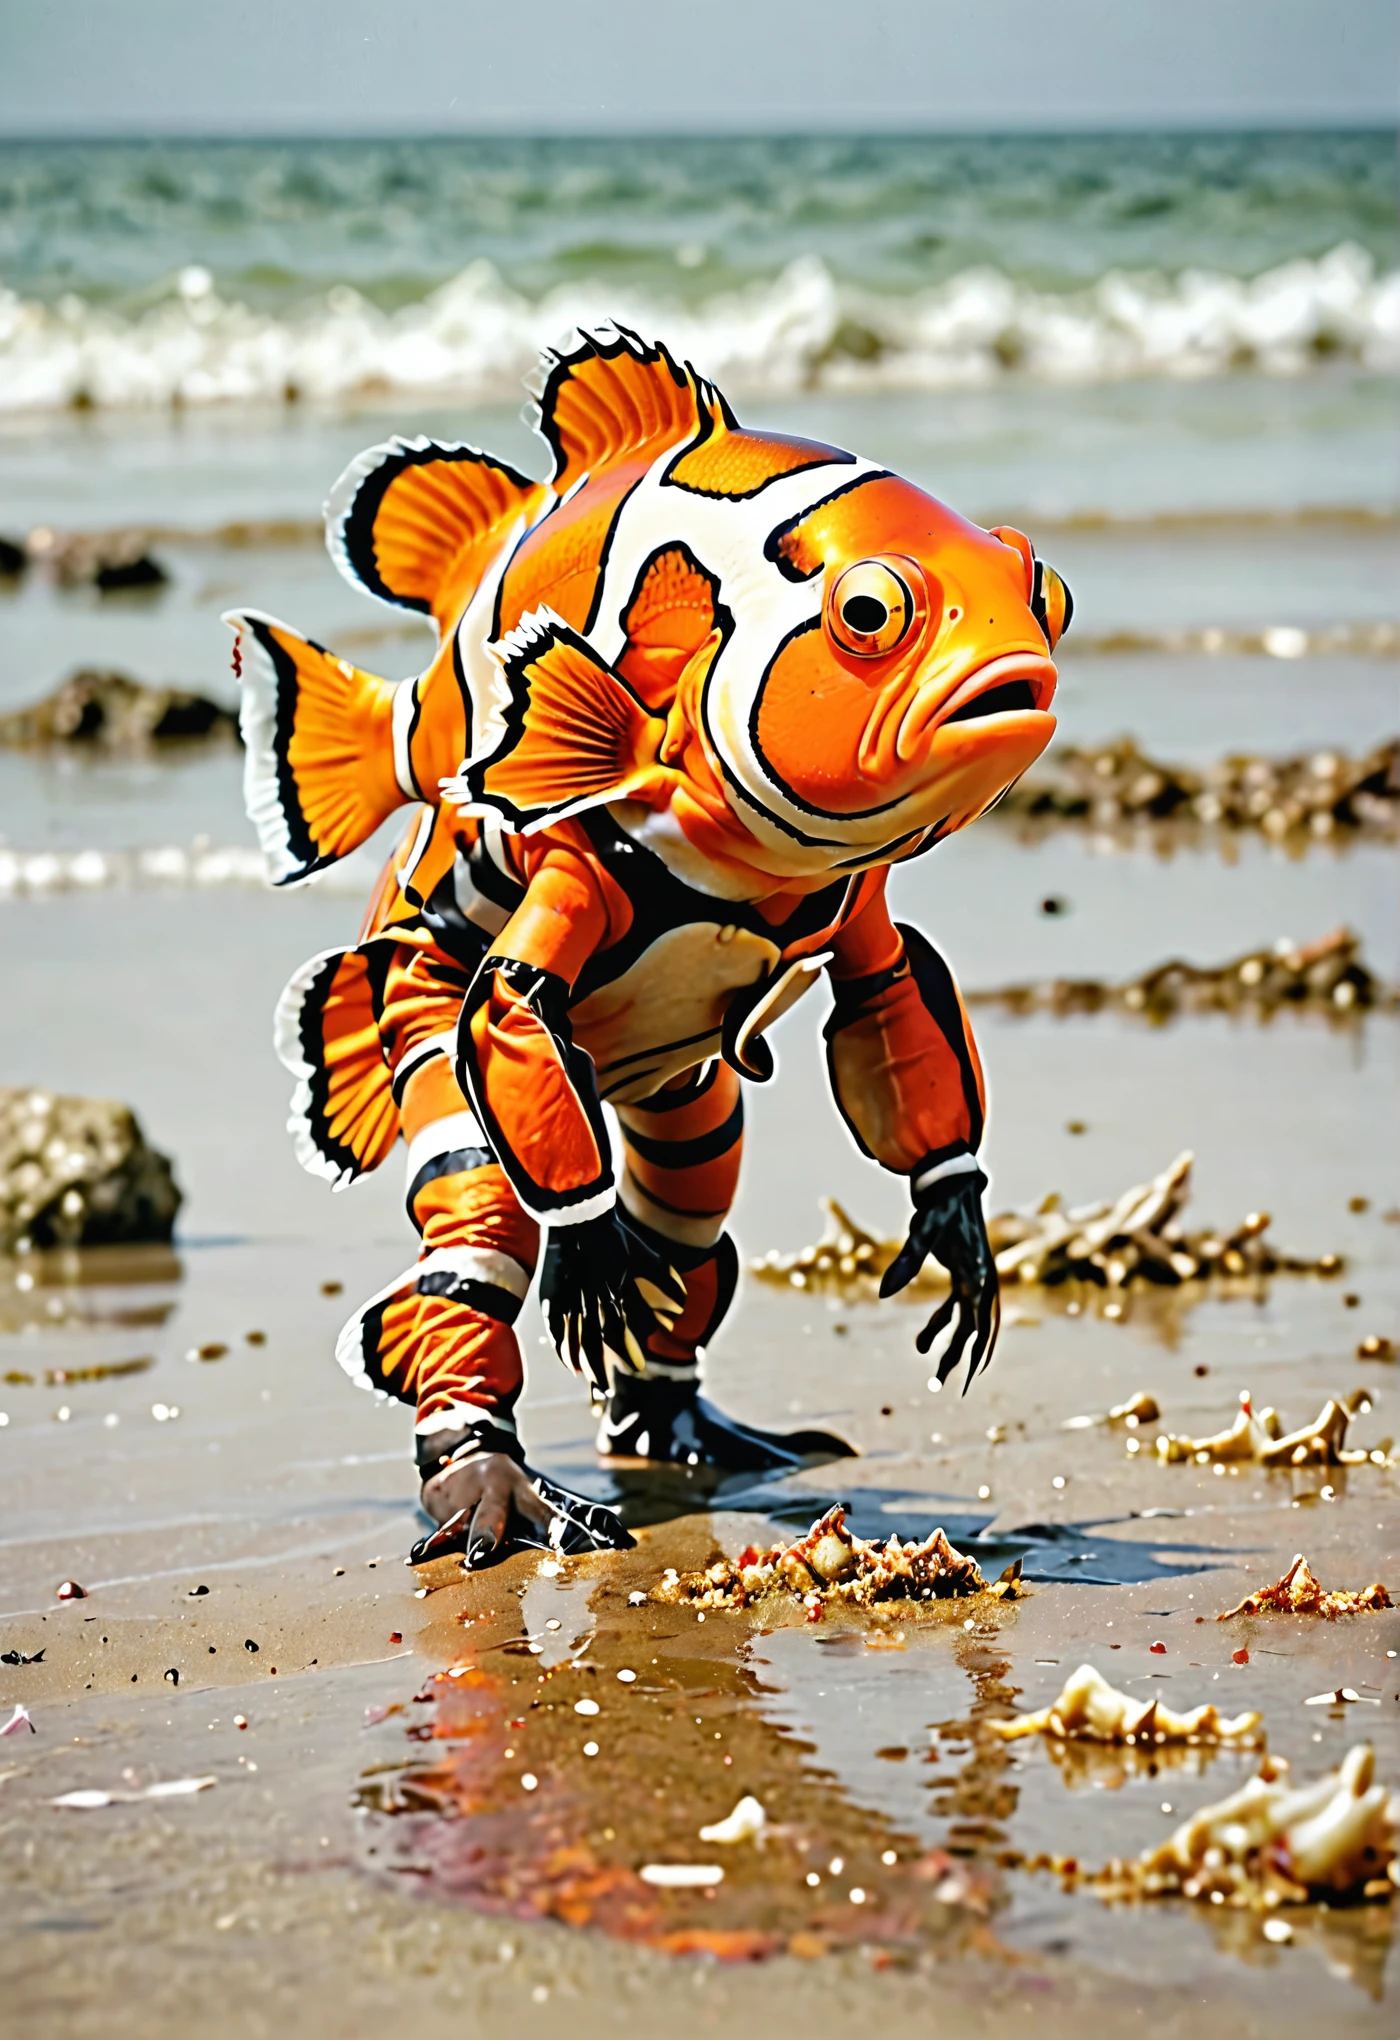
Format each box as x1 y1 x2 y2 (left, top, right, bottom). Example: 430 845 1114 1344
336 945 630 1562
604 1061 852 1473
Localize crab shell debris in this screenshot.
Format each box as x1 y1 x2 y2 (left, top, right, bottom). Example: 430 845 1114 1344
1094 1744 1400 1906
989 1663 1263 1747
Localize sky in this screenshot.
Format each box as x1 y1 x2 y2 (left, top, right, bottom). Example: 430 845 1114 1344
0 0 1395 136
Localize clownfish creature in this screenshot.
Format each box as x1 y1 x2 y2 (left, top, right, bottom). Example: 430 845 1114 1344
224 324 1071 1567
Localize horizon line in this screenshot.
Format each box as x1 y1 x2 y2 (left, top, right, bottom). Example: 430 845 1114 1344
0 118 1394 146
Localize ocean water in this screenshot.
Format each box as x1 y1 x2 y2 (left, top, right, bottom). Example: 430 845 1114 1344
0 131 1396 409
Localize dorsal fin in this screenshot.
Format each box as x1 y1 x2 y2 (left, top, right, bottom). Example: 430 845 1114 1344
325 436 546 635
524 324 736 496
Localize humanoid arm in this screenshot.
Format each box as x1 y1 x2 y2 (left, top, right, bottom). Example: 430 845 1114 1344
824 877 999 1389
456 837 680 1386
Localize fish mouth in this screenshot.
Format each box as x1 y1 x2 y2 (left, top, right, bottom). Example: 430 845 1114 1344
932 652 1058 730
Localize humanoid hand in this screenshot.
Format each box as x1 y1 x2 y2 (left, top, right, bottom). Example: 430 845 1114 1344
414 1448 634 1569
539 1208 683 1390
879 1162 1000 1391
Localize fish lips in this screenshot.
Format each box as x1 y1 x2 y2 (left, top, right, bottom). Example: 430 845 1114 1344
913 651 1059 745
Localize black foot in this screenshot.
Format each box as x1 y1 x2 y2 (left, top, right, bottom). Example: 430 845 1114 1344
597 1373 855 1475
408 1468 635 1570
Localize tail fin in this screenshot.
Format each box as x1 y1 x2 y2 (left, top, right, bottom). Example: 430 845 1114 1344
226 610 411 886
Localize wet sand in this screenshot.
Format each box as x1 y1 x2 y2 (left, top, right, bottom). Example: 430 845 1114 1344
2 377 1398 2032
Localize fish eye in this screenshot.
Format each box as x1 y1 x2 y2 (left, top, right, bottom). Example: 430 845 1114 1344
827 559 918 658
1031 559 1073 650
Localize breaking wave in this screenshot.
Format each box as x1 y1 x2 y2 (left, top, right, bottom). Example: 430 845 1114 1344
2 245 1396 414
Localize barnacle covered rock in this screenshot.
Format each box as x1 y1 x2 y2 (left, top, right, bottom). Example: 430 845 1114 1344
649 1505 1007 1613
0 1087 182 1251
0 669 236 750
989 1664 1262 1748
1094 1745 1400 1907
1216 1555 1393 1622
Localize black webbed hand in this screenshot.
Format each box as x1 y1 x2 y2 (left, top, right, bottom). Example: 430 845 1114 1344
539 1208 684 1392
878 1163 1000 1392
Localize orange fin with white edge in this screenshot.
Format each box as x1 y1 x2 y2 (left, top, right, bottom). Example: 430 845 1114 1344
444 609 666 832
226 609 411 885
525 323 734 495
275 942 400 1186
324 436 545 635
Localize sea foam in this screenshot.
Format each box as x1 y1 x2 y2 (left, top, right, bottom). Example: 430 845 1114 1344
1 244 1396 414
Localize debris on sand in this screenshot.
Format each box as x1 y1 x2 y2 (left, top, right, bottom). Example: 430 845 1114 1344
989 1664 1262 1748
51 1775 216 1809
754 1153 1339 1303
1 1088 181 1252
1150 1389 1391 1468
1216 1555 1393 1622
649 1506 1015 1614
968 928 1389 1024
1090 1745 1399 1907
0 670 235 751
998 736 1400 845
1063 1391 1160 1432
698 1796 767 1846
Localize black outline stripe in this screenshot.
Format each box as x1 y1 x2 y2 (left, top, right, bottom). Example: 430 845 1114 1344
251 618 322 880
406 1146 497 1222
662 422 854 502
614 540 723 666
896 922 985 1151
762 469 894 582
745 617 917 826
530 326 695 488
414 1270 524 1325
620 1098 743 1171
338 441 534 617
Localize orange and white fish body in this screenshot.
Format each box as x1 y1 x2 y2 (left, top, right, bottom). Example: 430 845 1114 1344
226 323 1069 914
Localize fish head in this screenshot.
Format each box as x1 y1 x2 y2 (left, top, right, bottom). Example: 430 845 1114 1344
715 472 1070 860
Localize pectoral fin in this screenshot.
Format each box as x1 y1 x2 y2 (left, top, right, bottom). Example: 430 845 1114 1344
443 611 669 831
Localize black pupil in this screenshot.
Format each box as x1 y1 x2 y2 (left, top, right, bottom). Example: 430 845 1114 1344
841 593 889 637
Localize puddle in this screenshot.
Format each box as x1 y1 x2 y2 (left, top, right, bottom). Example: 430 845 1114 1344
357 1525 1017 1961
356 1521 1396 1991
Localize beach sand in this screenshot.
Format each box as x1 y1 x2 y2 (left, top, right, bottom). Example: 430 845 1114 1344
2 373 1398 2030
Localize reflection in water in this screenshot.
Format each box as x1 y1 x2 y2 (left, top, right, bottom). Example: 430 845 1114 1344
356 1536 1016 1960
0 1244 181 1336
356 1529 1397 1992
